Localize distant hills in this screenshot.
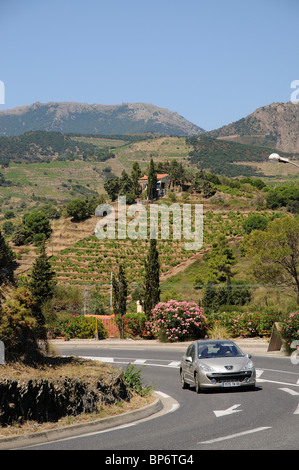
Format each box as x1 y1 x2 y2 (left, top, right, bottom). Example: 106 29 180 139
1 100 298 155
207 101 299 154
0 101 204 137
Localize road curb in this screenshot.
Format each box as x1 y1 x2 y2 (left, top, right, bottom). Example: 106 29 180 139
50 337 288 357
0 394 163 450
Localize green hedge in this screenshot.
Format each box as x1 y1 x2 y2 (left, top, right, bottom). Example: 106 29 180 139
52 313 108 340
207 311 281 337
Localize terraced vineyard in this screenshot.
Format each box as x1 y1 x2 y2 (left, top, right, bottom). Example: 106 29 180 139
49 207 249 293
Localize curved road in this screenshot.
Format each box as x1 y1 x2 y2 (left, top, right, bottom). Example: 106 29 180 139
21 341 299 451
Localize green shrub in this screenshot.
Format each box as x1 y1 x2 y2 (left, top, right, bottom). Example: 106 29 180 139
124 313 146 337
209 311 281 337
123 364 152 396
52 313 108 340
280 312 299 353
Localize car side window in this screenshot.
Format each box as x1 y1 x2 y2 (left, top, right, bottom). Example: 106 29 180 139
186 345 193 357
190 345 195 361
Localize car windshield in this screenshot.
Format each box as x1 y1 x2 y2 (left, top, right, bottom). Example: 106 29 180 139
197 342 244 358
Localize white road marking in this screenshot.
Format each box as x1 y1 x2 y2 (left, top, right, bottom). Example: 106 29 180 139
279 387 299 396
199 427 272 444
82 356 114 362
213 404 242 418
168 361 181 367
155 391 170 398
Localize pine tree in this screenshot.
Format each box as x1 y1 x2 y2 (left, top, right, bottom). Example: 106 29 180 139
0 230 16 288
147 158 157 201
143 239 160 317
207 234 236 283
29 242 56 334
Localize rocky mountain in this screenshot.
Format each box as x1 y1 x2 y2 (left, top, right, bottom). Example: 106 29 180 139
207 102 299 154
0 101 204 137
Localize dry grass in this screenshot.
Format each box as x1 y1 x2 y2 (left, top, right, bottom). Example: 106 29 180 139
0 357 155 438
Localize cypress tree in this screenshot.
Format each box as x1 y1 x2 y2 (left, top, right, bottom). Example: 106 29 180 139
112 264 127 337
143 239 160 317
29 242 56 335
147 158 157 201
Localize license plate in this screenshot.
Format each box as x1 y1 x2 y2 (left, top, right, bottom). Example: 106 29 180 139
222 381 240 387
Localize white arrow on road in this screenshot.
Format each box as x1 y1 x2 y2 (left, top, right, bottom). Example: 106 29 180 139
213 404 242 417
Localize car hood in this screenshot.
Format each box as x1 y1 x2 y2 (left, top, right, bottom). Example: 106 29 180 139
197 356 251 372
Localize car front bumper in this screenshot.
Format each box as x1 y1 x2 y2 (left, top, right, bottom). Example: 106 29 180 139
199 369 256 389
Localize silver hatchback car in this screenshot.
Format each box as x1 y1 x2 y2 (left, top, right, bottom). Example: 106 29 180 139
180 340 256 392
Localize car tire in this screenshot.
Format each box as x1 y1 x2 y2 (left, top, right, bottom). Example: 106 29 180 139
194 373 201 394
180 370 188 389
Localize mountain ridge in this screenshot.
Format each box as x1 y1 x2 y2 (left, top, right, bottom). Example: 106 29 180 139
207 101 299 154
0 101 204 137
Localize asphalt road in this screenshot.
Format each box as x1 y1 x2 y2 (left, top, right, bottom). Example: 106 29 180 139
20 341 299 451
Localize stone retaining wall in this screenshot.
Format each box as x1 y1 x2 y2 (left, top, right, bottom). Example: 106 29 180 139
0 372 131 427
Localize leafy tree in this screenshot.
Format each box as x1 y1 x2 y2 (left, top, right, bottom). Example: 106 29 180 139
66 199 90 221
0 287 42 362
190 170 216 198
143 239 160 317
131 161 142 197
206 234 236 283
202 280 251 312
2 220 15 236
169 160 186 189
244 216 299 303
119 170 133 195
104 178 120 201
243 213 268 234
147 158 157 200
19 211 52 244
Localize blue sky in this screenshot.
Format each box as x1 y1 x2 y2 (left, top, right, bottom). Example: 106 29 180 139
0 0 298 130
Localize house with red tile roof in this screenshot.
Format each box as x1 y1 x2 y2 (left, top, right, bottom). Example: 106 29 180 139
138 173 169 198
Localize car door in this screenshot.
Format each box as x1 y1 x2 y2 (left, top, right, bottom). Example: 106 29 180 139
184 344 196 383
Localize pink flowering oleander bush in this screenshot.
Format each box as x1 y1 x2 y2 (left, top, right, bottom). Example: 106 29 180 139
280 312 299 352
124 313 147 337
145 300 207 342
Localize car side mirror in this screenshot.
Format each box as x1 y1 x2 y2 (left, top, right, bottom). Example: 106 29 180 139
246 354 252 359
185 356 193 363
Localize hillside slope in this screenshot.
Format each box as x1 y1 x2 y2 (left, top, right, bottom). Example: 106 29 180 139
207 101 299 154
0 101 204 137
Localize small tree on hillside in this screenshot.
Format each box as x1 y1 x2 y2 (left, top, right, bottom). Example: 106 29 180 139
143 239 160 317
244 215 299 303
131 161 142 198
0 230 16 290
29 242 56 336
0 287 42 362
206 234 236 284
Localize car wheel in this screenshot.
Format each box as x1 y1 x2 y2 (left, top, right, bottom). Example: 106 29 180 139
180 370 188 389
194 373 201 394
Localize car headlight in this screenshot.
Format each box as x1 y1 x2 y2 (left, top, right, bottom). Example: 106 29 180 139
241 359 254 371
198 362 214 372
